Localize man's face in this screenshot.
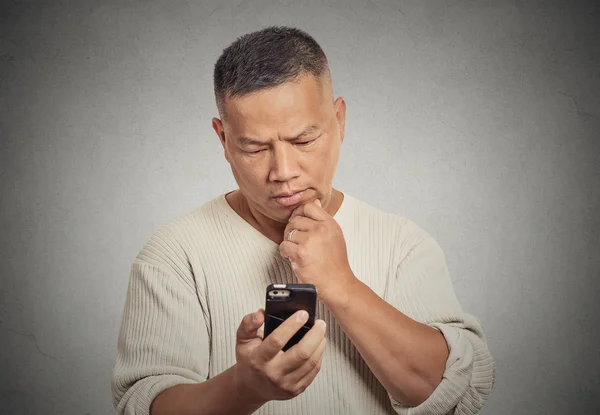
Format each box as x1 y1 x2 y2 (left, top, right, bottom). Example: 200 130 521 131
213 74 346 223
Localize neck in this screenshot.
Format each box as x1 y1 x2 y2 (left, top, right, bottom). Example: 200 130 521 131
243 198 288 244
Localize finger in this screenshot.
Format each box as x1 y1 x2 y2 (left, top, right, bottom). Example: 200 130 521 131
282 228 309 245
279 240 299 261
300 202 328 221
285 335 327 380
278 319 327 372
285 216 316 233
290 352 324 395
288 196 322 221
289 204 306 222
236 309 265 344
257 310 310 362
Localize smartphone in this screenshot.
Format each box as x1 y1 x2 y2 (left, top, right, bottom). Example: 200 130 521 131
264 283 317 351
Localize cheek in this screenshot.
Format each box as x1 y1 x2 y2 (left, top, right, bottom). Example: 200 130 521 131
308 150 338 187
321 143 341 172
231 157 266 186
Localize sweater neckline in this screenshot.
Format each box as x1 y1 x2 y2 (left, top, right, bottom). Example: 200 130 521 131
215 191 353 253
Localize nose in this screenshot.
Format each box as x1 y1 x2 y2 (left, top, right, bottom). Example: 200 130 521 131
268 143 299 183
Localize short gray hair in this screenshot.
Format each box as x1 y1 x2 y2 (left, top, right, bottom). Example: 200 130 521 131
213 26 330 118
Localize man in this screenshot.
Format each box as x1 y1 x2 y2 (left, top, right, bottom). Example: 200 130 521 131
112 26 495 415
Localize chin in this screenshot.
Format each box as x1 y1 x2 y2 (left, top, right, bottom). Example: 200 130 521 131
266 208 293 224
254 198 290 220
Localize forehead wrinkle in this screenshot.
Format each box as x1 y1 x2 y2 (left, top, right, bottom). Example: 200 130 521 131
236 124 322 146
236 135 268 146
277 124 321 141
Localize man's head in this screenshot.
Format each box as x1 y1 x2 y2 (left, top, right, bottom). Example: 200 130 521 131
212 26 346 224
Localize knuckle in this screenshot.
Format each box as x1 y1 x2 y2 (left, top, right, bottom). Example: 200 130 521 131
247 356 266 375
274 379 291 395
308 356 320 369
285 382 304 397
297 246 308 260
268 336 286 352
237 317 247 331
294 382 309 396
296 347 311 361
265 370 278 386
278 244 287 257
248 355 260 370
284 382 297 394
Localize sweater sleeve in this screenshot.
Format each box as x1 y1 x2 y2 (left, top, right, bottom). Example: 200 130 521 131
111 228 210 414
384 227 496 415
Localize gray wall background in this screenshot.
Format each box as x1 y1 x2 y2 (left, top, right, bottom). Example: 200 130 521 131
1 0 599 414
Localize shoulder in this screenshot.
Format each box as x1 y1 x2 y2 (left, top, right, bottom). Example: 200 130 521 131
343 194 439 261
344 194 432 240
134 194 226 271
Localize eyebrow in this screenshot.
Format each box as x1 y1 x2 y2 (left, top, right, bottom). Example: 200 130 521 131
236 124 321 147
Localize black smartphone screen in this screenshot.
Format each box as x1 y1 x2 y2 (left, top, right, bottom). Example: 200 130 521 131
264 283 317 351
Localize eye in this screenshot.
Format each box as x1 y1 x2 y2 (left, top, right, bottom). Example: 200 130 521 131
246 148 266 154
295 139 315 146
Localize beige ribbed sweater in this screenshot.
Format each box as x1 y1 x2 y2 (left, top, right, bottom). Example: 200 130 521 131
112 193 495 414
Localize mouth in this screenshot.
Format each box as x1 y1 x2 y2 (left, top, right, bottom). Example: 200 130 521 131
272 190 306 207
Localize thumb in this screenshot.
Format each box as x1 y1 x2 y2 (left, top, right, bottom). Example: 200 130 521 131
314 198 322 207
237 309 264 343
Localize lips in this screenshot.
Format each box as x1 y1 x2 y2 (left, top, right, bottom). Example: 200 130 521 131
273 190 306 207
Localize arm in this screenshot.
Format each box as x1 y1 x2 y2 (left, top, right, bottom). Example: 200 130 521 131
151 309 328 415
281 200 495 415
322 276 449 407
112 253 327 414
111 259 212 414
323 231 495 414
112 259 268 415
150 366 265 415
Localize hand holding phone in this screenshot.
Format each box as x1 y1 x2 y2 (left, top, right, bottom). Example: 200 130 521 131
233 299 327 402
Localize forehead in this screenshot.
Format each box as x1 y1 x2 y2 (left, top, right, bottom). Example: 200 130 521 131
223 75 330 135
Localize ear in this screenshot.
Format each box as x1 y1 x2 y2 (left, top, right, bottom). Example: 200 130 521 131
334 97 347 143
212 117 230 163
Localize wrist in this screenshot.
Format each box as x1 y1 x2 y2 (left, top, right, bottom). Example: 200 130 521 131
231 364 268 410
320 270 362 313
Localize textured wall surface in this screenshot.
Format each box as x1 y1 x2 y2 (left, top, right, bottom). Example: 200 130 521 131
1 1 599 414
